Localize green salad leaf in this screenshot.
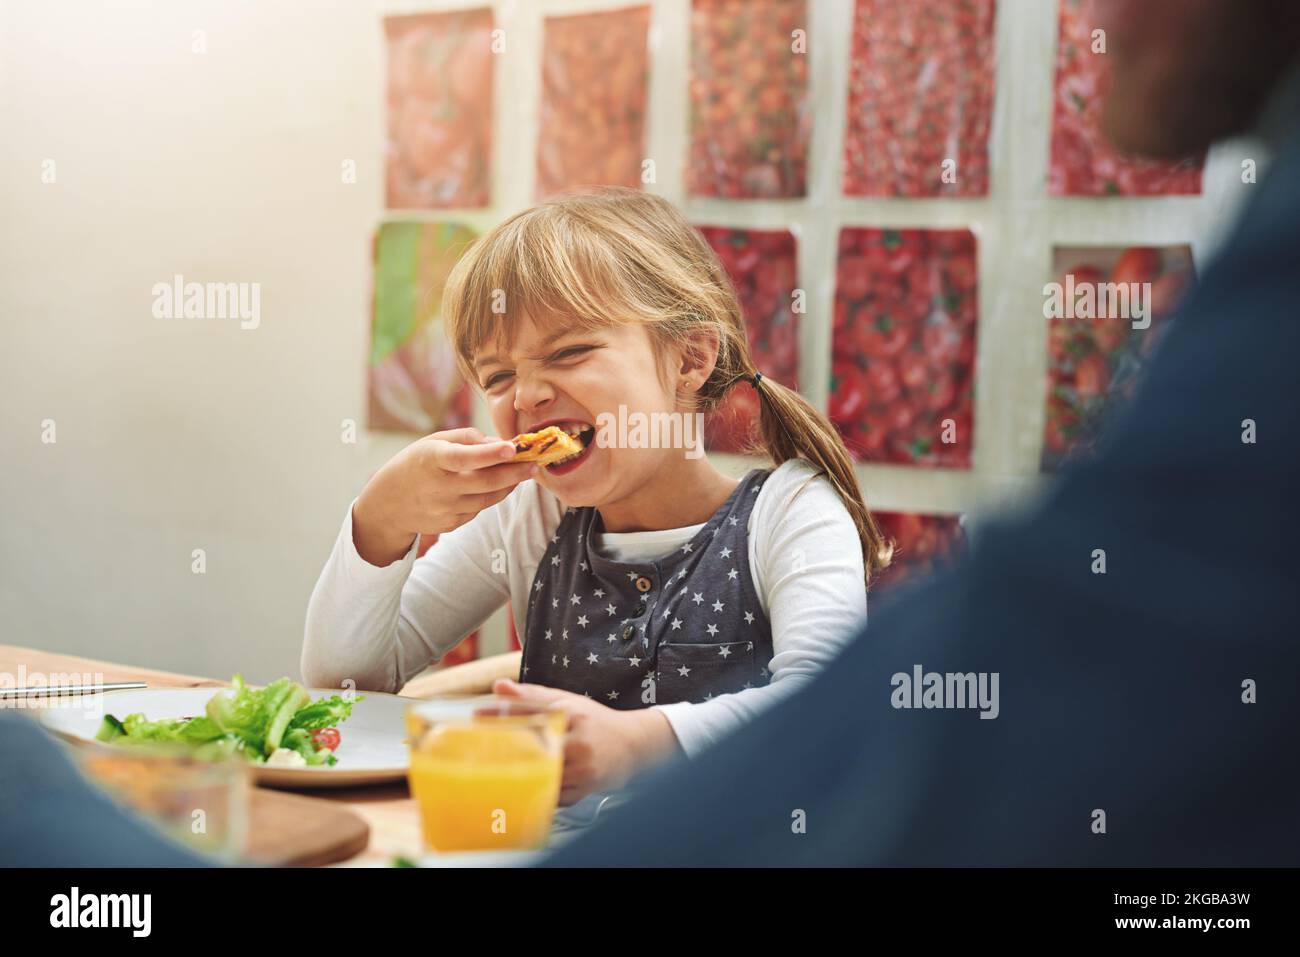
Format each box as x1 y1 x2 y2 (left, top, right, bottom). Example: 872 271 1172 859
94 676 360 767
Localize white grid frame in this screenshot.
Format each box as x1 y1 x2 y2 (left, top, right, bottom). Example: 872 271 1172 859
373 0 1253 651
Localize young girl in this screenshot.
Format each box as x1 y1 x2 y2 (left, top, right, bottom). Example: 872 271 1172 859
303 187 890 805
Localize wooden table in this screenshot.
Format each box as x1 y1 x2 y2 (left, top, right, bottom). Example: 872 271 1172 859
0 643 425 866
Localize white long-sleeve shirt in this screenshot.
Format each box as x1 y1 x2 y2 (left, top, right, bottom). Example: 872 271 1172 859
302 458 867 757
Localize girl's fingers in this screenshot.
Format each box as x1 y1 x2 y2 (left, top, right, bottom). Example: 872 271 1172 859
452 485 516 517
430 427 485 444
434 437 518 472
452 461 536 494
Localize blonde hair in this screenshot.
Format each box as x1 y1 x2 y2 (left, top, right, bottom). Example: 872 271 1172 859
442 186 892 584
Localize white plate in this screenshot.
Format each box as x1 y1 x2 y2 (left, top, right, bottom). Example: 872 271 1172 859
39 686 413 789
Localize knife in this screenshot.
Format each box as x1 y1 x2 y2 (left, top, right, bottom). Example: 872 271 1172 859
0 681 148 698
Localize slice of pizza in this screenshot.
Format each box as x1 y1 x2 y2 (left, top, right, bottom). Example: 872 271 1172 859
510 425 586 466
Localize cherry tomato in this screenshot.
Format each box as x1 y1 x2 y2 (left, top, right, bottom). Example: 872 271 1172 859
311 728 341 752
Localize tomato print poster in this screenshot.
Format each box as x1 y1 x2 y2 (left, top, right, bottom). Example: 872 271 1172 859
843 0 997 198
698 227 800 453
536 7 651 199
1049 0 1203 196
369 222 478 435
830 228 978 469
873 512 965 592
1042 245 1195 469
385 9 494 209
688 0 810 199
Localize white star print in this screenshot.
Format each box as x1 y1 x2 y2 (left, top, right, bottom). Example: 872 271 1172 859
662 608 672 619
551 654 557 664
579 561 588 571
606 603 617 617
712 599 725 612
628 656 641 667
743 682 753 689
718 645 732 658
729 515 739 526
727 568 739 581
607 690 619 701
569 593 581 605
544 629 553 641
678 569 688 581
577 615 589 627
671 618 682 630
681 542 693 554
586 652 599 664
593 588 605 598
562 628 569 640
551 554 561 565
551 598 559 609
607 633 617 643
746 642 754 651
534 580 543 592
706 623 719 636
626 572 638 581
551 535 559 544
692 592 704 605
744 611 755 624
562 655 570 668
719 546 732 559
677 665 691 677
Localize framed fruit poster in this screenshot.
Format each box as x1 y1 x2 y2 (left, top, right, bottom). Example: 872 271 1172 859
368 222 478 435
843 0 997 198
536 7 651 199
872 511 966 593
1049 0 1203 196
698 227 800 454
687 0 810 199
385 9 494 209
830 227 978 469
1042 245 1195 470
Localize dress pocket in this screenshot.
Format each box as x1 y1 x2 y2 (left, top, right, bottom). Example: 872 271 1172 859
654 640 761 705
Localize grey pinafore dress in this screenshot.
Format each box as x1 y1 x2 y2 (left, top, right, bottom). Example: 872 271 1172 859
520 468 774 705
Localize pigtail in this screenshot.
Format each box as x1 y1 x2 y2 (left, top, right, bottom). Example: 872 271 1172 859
743 372 893 587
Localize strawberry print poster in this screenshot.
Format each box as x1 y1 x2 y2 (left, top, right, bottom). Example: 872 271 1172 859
830 228 978 469
537 7 651 199
1049 0 1203 196
369 222 478 435
385 9 494 209
843 0 997 198
698 227 800 453
873 511 965 592
1042 245 1195 469
687 0 810 198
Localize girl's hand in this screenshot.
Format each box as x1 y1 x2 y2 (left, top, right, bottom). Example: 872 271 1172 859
492 678 681 805
352 428 536 567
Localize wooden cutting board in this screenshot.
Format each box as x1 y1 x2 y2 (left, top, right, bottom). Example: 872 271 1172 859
245 787 370 867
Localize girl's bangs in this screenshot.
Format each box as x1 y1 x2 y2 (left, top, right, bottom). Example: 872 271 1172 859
449 209 645 367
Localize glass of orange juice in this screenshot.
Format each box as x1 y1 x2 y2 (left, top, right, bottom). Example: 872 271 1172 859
406 696 566 853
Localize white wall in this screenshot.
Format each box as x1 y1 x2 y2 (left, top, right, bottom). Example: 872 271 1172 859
0 0 1256 683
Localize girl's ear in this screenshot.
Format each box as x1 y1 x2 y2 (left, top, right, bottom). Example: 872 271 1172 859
674 324 722 394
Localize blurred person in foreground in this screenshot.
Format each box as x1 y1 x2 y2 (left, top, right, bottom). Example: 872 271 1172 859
543 0 1300 866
